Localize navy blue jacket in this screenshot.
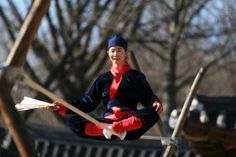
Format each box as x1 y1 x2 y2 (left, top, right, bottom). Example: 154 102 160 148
70 69 159 116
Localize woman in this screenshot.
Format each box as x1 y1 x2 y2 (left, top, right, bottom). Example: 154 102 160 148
49 34 163 140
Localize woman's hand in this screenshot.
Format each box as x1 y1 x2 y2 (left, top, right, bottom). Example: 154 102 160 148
46 101 64 111
152 101 163 114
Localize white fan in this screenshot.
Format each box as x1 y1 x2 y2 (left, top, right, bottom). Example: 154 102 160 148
15 96 52 111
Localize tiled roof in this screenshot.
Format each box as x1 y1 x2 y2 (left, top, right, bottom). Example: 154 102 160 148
169 95 236 156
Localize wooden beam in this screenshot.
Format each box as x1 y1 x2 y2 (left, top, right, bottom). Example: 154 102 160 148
0 76 38 156
0 0 50 157
129 50 141 71
5 0 50 66
129 50 171 149
163 67 206 157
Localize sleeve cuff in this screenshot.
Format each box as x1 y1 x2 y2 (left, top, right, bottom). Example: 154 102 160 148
57 105 67 116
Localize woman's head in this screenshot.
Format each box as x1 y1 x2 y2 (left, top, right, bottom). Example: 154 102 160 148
107 34 128 67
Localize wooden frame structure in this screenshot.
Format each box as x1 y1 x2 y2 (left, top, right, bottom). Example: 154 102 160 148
0 1 50 157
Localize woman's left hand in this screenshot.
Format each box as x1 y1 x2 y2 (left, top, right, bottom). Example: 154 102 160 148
152 101 163 114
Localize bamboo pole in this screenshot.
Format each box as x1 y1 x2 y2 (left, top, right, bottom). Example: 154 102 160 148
23 76 106 128
0 0 50 157
163 67 206 157
23 75 125 138
129 50 168 138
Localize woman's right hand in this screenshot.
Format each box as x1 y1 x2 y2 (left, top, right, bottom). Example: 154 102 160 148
46 101 64 111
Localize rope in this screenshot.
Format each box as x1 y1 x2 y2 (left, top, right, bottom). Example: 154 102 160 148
141 135 178 146
141 135 174 141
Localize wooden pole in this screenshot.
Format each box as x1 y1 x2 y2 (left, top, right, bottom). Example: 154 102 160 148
4 0 50 66
0 0 50 157
163 67 206 157
23 76 107 128
23 75 126 139
129 50 168 138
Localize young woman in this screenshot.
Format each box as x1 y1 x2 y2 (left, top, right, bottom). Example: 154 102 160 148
49 34 163 140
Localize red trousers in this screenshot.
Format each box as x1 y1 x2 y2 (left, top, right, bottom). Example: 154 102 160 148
69 107 159 140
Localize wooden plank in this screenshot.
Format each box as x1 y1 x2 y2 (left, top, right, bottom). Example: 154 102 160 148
0 0 50 157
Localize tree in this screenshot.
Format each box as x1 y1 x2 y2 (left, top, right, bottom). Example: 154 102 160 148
132 0 236 116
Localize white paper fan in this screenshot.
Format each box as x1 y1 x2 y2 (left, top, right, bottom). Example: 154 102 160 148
15 96 52 111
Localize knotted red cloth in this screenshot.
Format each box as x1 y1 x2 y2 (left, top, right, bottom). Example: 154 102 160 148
109 62 130 99
106 62 135 120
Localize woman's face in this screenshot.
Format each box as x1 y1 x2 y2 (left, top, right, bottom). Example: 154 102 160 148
107 46 127 66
